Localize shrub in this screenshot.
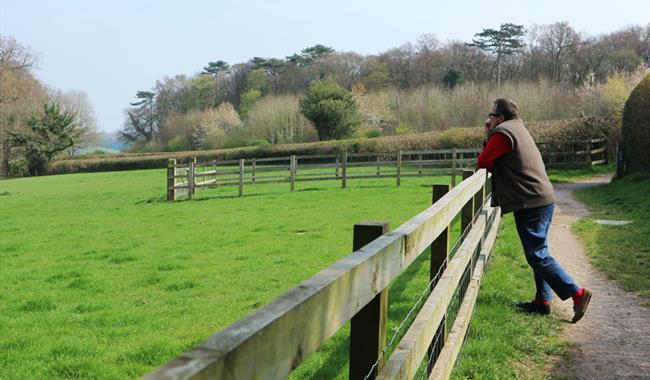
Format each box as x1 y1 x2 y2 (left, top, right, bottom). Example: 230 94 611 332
300 78 361 140
621 73 650 173
245 95 317 145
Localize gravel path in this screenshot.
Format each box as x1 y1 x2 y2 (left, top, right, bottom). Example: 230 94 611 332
548 176 650 379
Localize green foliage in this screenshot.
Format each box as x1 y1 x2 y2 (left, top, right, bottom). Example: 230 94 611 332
183 75 215 111
365 129 381 138
621 73 650 173
238 89 263 119
202 60 229 76
245 69 268 93
468 23 526 56
10 103 76 175
299 78 361 140
443 68 464 89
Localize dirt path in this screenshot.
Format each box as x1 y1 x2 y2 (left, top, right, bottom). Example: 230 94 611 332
548 176 650 379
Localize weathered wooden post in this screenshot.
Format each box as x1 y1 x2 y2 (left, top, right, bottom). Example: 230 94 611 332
251 158 256 184
376 156 381 177
335 156 340 178
290 155 296 192
427 184 451 374
192 157 197 195
451 148 457 187
188 159 195 200
350 221 389 380
238 158 245 197
461 170 475 235
396 150 402 186
586 139 592 166
167 159 176 201
342 151 348 189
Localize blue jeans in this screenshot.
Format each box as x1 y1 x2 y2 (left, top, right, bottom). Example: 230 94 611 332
513 203 580 301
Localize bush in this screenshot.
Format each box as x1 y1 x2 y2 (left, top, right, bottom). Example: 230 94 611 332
622 73 650 173
300 78 361 140
245 95 317 145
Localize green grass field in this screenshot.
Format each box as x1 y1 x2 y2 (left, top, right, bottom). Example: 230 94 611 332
1 168 569 379
573 172 650 299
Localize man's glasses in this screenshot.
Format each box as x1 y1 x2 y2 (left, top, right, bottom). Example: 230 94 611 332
488 113 501 118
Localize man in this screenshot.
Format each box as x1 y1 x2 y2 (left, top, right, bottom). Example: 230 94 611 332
477 98 591 323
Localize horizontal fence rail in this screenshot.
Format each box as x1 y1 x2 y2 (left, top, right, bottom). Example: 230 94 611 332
166 149 479 201
147 169 502 380
166 139 606 201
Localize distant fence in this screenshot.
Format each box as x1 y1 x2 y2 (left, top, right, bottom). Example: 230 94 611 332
538 137 607 167
167 149 480 201
147 169 501 380
166 139 607 201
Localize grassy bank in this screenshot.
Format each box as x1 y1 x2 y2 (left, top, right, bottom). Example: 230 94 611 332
573 173 650 299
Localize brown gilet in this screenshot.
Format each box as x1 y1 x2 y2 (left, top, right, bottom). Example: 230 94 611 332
488 118 555 214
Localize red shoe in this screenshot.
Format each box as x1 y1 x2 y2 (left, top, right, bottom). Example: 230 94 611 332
572 288 592 323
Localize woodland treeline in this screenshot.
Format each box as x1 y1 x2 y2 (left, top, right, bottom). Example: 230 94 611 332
121 22 649 152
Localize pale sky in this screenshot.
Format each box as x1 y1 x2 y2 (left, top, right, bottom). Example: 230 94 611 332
2 0 649 133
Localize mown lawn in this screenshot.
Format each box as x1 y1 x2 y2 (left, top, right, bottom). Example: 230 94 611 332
1 168 571 379
573 172 650 299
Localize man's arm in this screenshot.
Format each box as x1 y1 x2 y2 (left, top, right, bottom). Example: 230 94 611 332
477 132 512 172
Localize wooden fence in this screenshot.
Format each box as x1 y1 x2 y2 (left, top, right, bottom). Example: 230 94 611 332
167 149 480 201
538 137 607 167
146 169 501 380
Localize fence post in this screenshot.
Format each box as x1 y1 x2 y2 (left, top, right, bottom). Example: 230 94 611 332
238 158 245 197
461 170 475 236
427 184 451 374
586 140 592 166
418 154 423 176
451 148 457 187
192 157 197 195
396 150 402 186
212 161 217 187
376 156 380 177
290 155 296 192
335 157 340 178
167 159 176 201
350 221 389 380
342 151 348 189
188 159 195 200
251 158 256 184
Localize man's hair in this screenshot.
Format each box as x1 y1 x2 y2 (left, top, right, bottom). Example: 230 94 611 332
493 98 519 121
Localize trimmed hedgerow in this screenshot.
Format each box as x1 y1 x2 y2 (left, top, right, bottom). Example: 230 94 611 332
49 117 618 175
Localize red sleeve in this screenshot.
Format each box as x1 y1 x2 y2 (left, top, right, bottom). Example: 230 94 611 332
477 132 512 172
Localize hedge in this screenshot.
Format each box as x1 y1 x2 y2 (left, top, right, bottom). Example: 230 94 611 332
48 117 618 175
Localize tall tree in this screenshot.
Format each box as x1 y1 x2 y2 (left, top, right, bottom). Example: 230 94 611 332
121 91 158 145
468 23 525 91
202 60 230 106
9 103 76 175
202 60 230 76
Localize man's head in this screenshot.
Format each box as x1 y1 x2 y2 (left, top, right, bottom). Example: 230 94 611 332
485 98 519 129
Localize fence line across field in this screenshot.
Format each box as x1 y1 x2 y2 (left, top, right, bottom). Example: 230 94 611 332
147 169 501 380
166 138 607 201
166 148 478 201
